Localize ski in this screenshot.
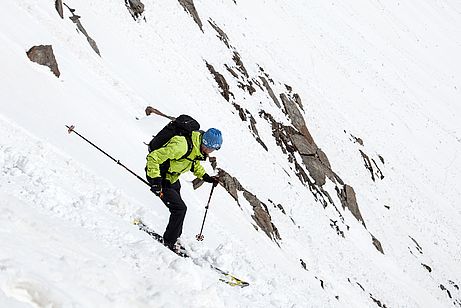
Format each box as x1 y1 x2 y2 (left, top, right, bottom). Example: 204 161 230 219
133 218 249 288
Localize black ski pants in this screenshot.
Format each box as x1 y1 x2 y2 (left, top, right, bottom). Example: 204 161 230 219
161 179 187 245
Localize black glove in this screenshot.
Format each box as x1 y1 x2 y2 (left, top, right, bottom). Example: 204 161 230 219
203 173 220 186
149 177 163 197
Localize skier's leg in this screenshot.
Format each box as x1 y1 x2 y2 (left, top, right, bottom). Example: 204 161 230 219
161 181 187 247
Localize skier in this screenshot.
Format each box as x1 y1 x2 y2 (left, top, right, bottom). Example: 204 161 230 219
145 128 222 252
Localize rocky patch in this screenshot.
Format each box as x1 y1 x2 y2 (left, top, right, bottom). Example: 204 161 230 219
125 0 145 21
55 0 63 18
336 184 365 227
409 236 423 254
208 19 231 49
64 4 101 56
216 168 282 242
359 150 384 182
205 62 232 101
371 234 384 254
178 0 203 32
347 132 385 182
26 45 60 77
440 281 461 306
259 76 281 108
349 279 388 308
232 103 267 150
203 22 383 252
421 263 432 272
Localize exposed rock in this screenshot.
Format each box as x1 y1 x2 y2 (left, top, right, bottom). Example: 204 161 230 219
55 0 63 18
330 219 345 237
409 236 423 254
247 113 268 151
64 4 101 56
359 150 384 182
439 284 452 299
209 19 231 48
370 294 387 308
371 234 384 254
449 280 459 290
290 133 317 155
337 184 366 227
237 81 256 95
259 76 281 108
206 62 232 101
350 133 364 146
244 191 281 241
293 93 304 111
301 155 329 186
225 64 239 79
125 0 145 21
217 169 242 202
300 259 308 270
421 263 432 272
280 93 314 143
26 45 60 77
178 0 203 32
218 168 281 241
232 103 268 151
233 52 249 78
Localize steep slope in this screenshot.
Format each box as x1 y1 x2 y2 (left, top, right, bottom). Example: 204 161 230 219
1 0 460 307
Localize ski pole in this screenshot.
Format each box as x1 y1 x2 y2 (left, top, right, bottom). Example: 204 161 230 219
66 125 150 187
196 183 217 241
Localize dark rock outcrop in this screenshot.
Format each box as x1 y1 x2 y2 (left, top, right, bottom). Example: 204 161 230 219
178 0 203 32
217 168 281 241
55 0 63 18
232 103 268 151
232 52 249 78
206 62 232 101
260 76 281 108
371 234 384 254
125 0 145 21
337 184 366 227
209 19 231 49
26 45 60 77
359 150 384 182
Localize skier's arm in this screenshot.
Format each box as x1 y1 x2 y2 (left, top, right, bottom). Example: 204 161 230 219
192 160 206 179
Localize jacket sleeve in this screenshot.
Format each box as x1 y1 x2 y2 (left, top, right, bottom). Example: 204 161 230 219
192 160 206 179
146 136 188 179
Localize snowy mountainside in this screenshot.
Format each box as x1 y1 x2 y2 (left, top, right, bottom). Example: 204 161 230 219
1 0 461 307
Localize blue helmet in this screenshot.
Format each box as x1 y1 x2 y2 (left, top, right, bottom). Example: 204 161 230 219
202 128 223 150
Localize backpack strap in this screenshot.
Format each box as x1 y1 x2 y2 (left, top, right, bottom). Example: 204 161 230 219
180 134 194 160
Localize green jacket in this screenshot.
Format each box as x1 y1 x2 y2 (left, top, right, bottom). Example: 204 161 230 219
146 131 206 183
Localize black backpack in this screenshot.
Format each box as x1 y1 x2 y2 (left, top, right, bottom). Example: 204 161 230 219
148 114 200 161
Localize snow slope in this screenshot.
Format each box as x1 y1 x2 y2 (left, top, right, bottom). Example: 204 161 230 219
1 0 461 307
